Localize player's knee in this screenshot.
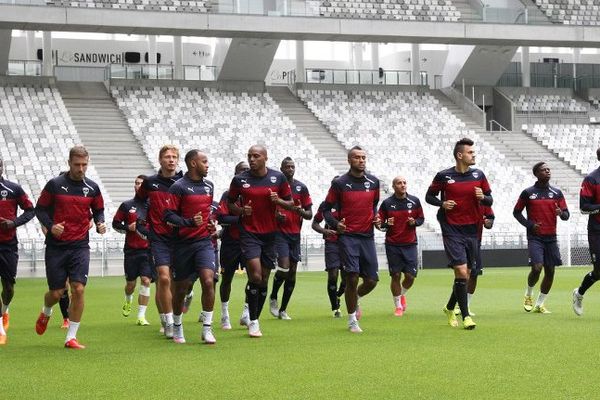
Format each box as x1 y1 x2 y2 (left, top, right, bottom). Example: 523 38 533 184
139 284 151 297
157 274 170 287
404 274 415 285
531 264 543 274
140 277 151 286
70 284 85 298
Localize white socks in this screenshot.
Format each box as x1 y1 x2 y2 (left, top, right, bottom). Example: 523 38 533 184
467 293 473 306
348 312 357 323
202 311 214 326
525 286 534 297
536 293 547 307
221 301 229 317
43 306 53 317
66 321 80 341
125 294 133 303
173 314 182 325
1 304 9 315
137 305 147 319
165 312 174 325
393 296 401 308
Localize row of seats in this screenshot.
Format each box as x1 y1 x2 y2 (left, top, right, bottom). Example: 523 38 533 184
512 94 588 113
298 88 585 234
534 0 600 25
46 0 211 12
527 123 600 174
0 85 115 241
318 0 460 20
111 86 338 236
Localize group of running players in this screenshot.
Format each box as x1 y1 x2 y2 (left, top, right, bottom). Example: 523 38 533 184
0 137 599 348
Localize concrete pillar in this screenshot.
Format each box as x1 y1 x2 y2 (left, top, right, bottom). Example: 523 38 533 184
26 31 36 60
295 40 305 83
573 47 581 81
521 46 530 88
371 43 379 70
0 30 10 76
147 35 158 64
353 43 363 69
42 31 53 77
411 43 420 85
173 36 183 80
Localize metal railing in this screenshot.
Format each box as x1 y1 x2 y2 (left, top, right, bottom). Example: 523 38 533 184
109 64 218 81
488 119 509 131
7 60 42 76
304 68 430 86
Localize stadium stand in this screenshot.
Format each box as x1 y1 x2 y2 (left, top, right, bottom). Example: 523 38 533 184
0 85 115 240
533 0 600 25
512 93 588 113
297 88 538 235
111 85 338 234
315 0 461 21
46 0 212 12
527 123 600 174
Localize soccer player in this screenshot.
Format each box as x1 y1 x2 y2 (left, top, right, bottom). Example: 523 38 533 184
137 145 182 338
269 157 313 320
59 289 70 329
376 176 424 317
34 146 106 349
323 146 380 333
216 161 249 330
426 137 492 330
112 175 152 326
573 148 600 316
227 145 293 338
164 149 217 344
312 199 346 318
0 158 35 344
514 162 569 314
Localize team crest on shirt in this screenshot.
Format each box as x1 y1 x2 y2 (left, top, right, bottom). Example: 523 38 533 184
82 187 89 197
472 172 479 178
204 187 211 194
364 182 370 189
129 207 137 213
331 208 336 212
270 176 277 183
447 179 455 184
296 185 301 192
407 203 413 209
548 193 554 198
529 194 537 199
242 183 250 188
0 190 7 200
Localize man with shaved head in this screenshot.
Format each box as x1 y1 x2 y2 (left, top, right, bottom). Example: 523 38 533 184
227 145 294 338
376 176 424 316
573 147 600 316
164 149 217 344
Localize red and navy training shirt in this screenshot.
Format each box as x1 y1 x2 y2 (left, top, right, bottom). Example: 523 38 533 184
278 179 312 236
228 168 292 235
513 182 569 238
377 194 424 246
323 172 380 237
477 205 495 241
580 167 600 233
164 174 214 242
313 201 339 243
112 196 149 251
216 191 241 243
426 167 492 237
137 170 183 239
35 174 105 247
0 177 35 245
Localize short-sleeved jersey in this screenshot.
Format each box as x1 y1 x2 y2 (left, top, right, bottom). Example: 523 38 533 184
278 179 312 235
580 167 600 233
165 174 214 242
313 201 339 243
0 177 34 245
324 172 380 237
112 197 149 250
228 168 292 235
377 194 424 245
514 183 568 237
427 167 492 236
137 171 183 238
35 174 105 247
216 191 241 243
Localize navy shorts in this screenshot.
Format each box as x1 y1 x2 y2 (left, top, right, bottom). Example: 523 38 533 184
150 236 172 269
443 235 479 267
275 233 301 263
172 239 216 282
220 240 246 275
528 237 562 268
0 244 18 284
124 249 153 281
324 241 343 271
338 235 378 281
589 233 600 267
45 245 90 290
239 231 276 269
385 244 418 277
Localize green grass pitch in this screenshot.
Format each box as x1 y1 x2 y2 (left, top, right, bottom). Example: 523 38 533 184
2 266 599 399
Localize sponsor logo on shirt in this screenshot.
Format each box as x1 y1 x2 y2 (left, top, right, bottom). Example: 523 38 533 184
187 187 194 193
152 184 159 189
61 186 69 192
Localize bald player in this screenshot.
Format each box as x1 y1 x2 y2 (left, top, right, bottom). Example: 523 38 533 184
376 176 424 316
227 145 293 338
